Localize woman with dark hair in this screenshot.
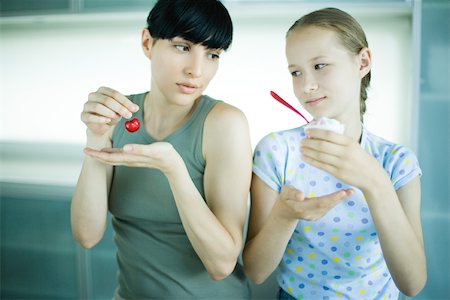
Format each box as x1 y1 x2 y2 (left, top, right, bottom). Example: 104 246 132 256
71 1 252 299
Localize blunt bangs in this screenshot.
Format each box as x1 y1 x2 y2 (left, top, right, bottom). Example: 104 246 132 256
147 0 233 50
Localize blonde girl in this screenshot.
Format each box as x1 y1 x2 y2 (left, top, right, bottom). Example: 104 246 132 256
243 7 426 300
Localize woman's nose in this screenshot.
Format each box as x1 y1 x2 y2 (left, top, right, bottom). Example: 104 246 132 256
184 53 203 78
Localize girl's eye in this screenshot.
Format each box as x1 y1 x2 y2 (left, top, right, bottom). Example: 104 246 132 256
315 63 327 70
291 71 301 77
175 45 189 52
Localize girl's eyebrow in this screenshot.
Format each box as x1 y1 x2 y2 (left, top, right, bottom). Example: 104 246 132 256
288 56 328 68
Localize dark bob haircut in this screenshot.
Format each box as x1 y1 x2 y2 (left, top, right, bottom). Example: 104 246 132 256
146 0 233 50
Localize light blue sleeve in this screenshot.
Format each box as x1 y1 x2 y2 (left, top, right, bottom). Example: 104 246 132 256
388 145 422 190
252 132 287 193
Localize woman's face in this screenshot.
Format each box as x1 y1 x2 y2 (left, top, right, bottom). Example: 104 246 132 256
148 36 222 105
285 26 364 121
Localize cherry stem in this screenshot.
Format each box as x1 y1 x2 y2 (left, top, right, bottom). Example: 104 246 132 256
270 90 310 124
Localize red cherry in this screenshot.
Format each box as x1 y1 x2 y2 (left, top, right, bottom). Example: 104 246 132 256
125 118 140 132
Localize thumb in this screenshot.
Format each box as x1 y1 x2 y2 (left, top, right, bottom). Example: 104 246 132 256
312 189 353 204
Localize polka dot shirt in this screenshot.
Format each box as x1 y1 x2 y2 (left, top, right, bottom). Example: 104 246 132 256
252 124 422 300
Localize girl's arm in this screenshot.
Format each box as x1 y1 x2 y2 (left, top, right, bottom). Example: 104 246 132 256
362 174 426 297
242 176 299 284
301 129 426 296
243 176 351 284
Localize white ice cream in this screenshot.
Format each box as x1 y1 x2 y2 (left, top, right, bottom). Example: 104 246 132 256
305 117 345 134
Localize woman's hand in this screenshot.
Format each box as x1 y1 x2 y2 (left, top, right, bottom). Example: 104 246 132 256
275 185 352 221
83 142 182 175
300 128 382 190
81 87 139 138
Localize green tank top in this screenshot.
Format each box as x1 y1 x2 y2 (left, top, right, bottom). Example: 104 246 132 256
109 92 250 299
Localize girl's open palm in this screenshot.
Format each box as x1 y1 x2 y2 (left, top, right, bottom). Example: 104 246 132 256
276 185 352 221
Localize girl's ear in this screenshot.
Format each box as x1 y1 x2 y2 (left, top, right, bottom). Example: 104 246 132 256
142 28 153 59
358 47 371 78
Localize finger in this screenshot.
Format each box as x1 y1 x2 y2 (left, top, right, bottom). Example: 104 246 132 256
84 148 131 165
302 154 338 174
301 138 343 154
122 144 151 156
83 101 121 120
280 185 305 202
100 147 123 153
311 189 353 206
86 92 130 120
301 146 341 167
305 128 348 145
97 87 139 114
81 111 112 124
91 146 148 164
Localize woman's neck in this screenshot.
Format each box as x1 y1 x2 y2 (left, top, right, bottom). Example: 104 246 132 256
143 91 200 140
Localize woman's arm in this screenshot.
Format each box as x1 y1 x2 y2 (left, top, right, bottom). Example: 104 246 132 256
71 87 138 248
82 102 253 280
176 103 252 280
71 133 113 248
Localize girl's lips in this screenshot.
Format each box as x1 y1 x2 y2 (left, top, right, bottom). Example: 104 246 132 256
306 96 325 106
177 83 198 94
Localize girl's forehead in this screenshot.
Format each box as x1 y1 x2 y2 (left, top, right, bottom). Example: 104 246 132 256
286 27 349 58
287 26 340 46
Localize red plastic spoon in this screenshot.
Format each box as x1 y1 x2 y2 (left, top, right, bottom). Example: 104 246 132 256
270 91 309 124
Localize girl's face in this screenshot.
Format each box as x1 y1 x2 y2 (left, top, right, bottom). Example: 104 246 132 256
143 31 222 106
286 26 368 122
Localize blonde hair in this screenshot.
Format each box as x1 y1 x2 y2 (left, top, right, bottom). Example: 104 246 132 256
287 7 370 120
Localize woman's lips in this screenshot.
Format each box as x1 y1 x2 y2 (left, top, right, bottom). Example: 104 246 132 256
177 83 198 94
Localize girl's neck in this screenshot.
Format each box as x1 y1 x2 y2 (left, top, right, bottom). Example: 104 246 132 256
346 119 363 143
335 112 363 143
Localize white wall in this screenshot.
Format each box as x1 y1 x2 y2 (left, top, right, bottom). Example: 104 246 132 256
0 6 412 149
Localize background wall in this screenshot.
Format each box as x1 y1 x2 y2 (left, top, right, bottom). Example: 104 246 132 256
416 1 450 299
1 0 449 299
0 3 413 147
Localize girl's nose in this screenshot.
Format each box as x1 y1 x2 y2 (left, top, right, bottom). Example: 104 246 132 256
303 74 318 93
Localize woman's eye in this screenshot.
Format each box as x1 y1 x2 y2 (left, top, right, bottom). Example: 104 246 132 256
175 45 189 52
208 53 220 60
315 63 327 70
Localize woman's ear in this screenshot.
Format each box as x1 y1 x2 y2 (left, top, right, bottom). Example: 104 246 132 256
142 28 153 59
358 47 371 78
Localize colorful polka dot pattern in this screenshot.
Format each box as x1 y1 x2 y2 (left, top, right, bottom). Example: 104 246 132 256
253 124 421 300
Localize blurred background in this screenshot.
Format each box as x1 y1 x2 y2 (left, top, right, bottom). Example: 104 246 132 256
0 0 448 299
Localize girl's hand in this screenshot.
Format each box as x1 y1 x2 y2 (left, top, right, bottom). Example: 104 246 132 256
275 185 352 221
83 142 182 175
300 129 382 190
81 87 139 137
